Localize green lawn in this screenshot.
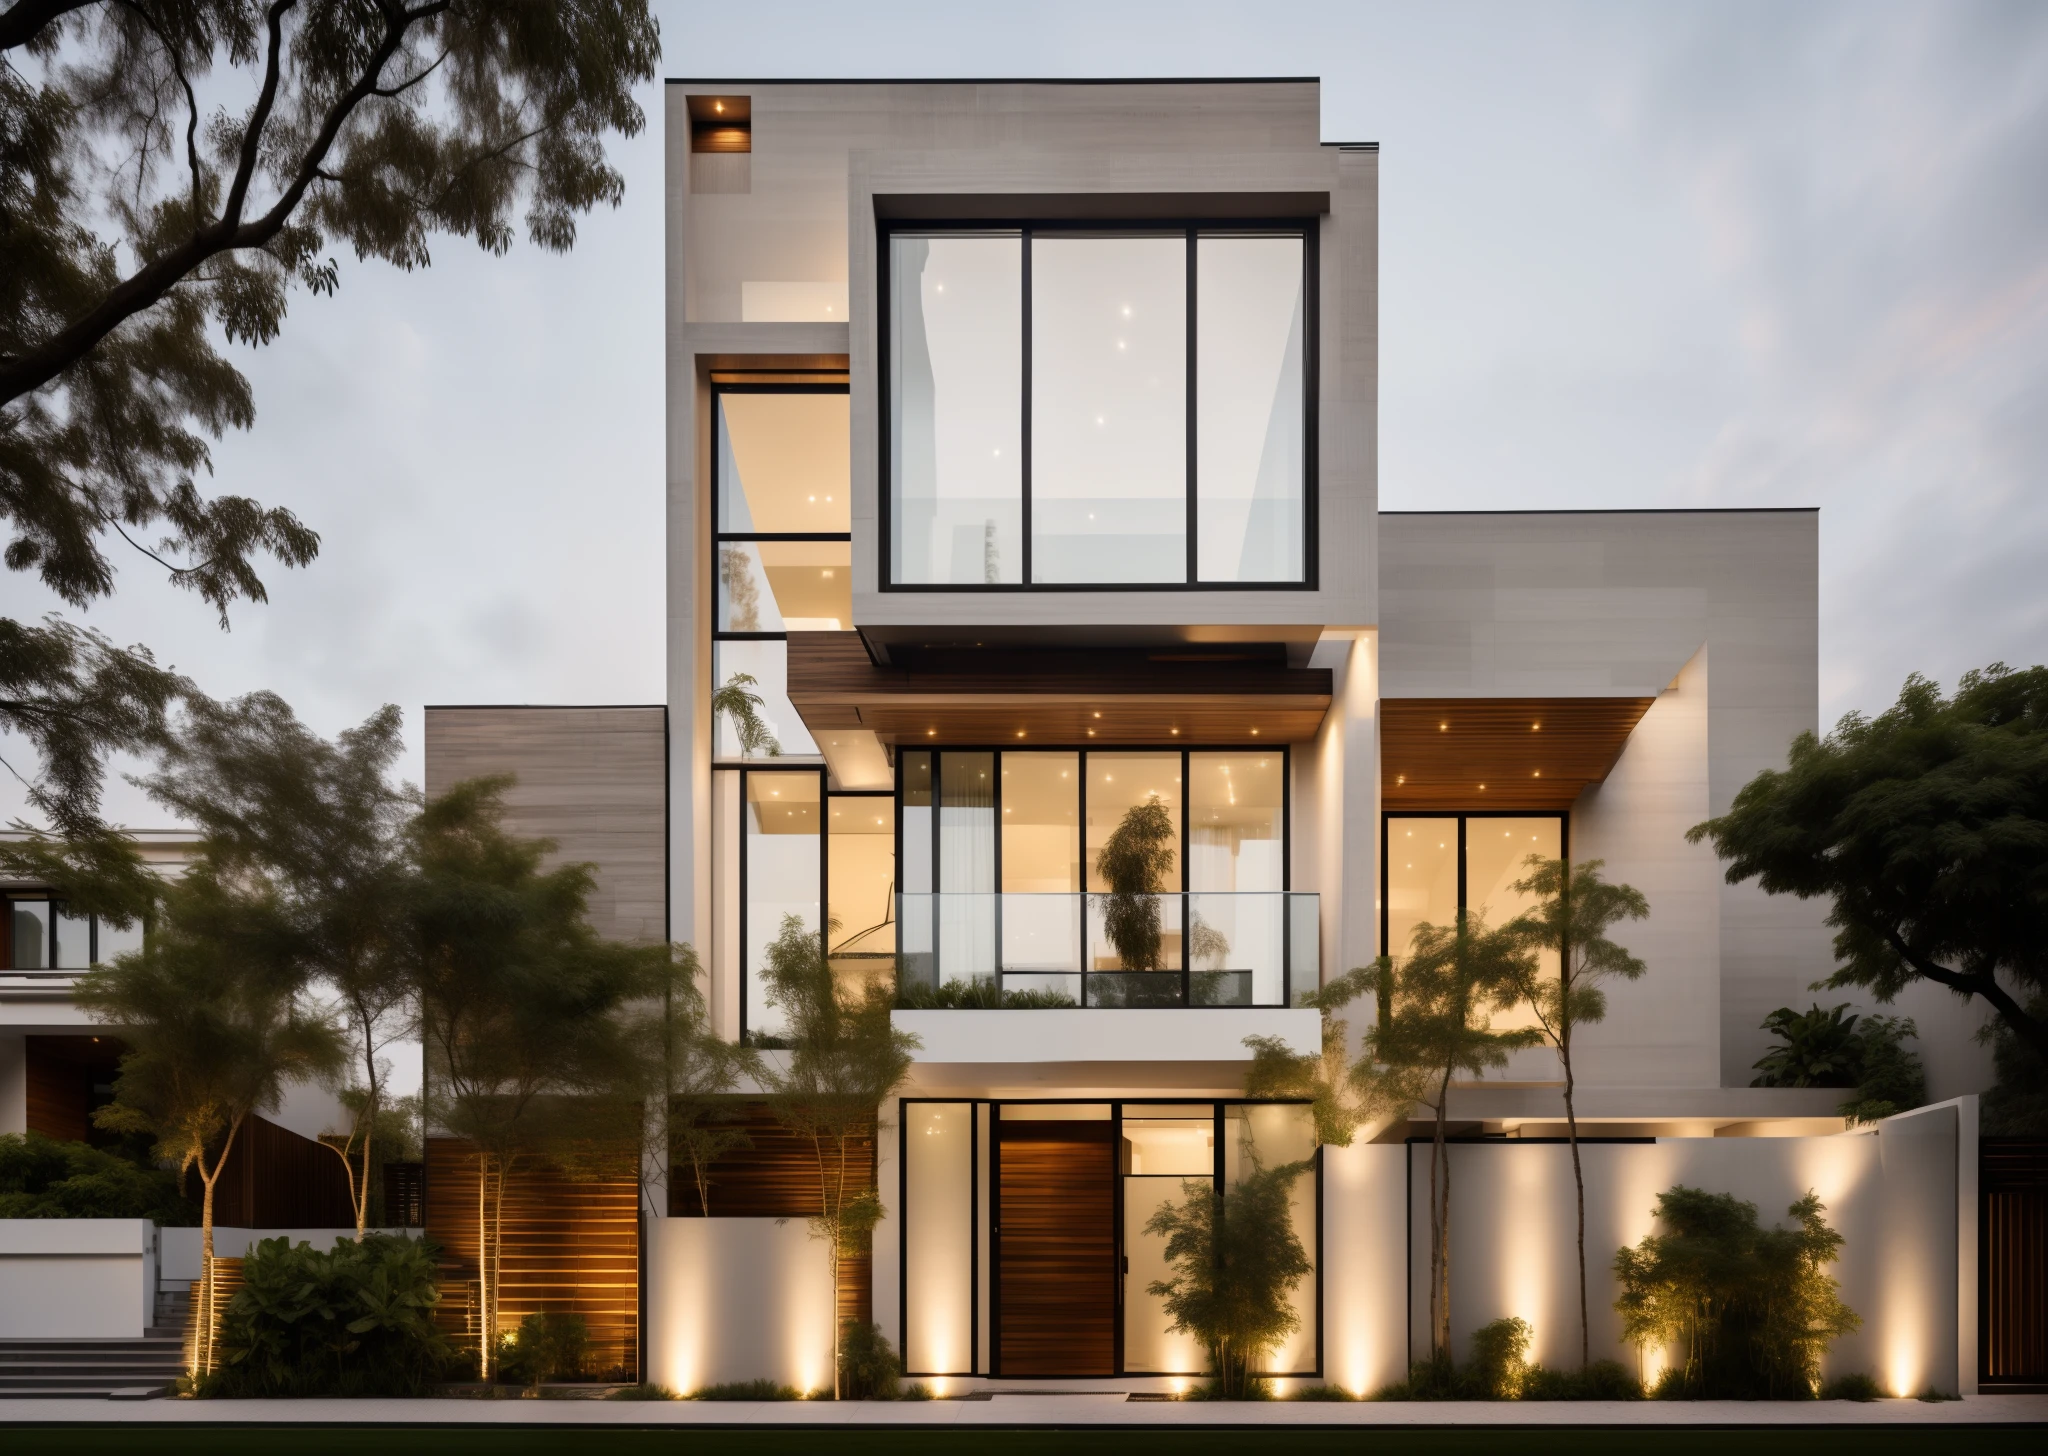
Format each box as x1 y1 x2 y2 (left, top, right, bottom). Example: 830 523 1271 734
5 1427 2044 1456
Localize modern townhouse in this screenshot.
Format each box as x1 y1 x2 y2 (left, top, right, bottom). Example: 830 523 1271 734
3 76 2025 1400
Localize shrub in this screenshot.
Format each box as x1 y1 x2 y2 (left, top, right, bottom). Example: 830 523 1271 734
607 1382 679 1400
499 1312 590 1388
838 1319 901 1399
1469 1316 1531 1399
204 1234 450 1397
1615 1185 1860 1399
1519 1359 1643 1401
691 1378 804 1400
898 1381 934 1401
1289 1384 1357 1401
1750 1004 1927 1124
1819 1372 1885 1401
0 1131 194 1223
894 977 1075 1010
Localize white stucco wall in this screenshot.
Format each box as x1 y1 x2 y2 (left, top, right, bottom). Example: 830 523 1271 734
0 1219 155 1338
645 1216 837 1394
1320 1099 1975 1398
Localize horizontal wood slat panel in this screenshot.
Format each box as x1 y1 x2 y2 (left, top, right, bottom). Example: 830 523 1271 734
1381 696 1655 810
425 1138 640 1378
668 1102 874 1328
996 1121 1115 1376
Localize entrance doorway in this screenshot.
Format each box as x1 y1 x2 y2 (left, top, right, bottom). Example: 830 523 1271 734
992 1112 1116 1375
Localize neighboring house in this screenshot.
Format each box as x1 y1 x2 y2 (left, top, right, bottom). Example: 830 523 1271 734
406 79 1998 1392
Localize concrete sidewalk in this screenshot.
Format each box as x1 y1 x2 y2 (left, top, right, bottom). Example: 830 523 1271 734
1 1392 2045 1426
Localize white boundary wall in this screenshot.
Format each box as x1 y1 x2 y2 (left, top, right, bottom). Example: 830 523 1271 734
0 1219 155 1338
1324 1098 1976 1397
644 1217 836 1394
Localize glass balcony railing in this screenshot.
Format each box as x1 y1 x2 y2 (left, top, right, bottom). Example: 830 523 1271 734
894 891 1318 1009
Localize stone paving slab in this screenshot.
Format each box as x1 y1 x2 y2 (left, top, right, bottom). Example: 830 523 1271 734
0 1393 2045 1426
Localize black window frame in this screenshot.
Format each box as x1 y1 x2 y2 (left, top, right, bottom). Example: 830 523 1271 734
711 380 852 764
1377 809 1572 959
878 219 1320 593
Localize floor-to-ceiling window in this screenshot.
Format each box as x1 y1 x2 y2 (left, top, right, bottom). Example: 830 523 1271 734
712 383 850 760
886 224 1313 589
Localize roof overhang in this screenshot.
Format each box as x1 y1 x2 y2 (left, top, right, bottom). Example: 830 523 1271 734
1381 696 1655 811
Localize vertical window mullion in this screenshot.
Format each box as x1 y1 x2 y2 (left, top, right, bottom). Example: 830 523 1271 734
1185 228 1197 586
1021 229 1034 588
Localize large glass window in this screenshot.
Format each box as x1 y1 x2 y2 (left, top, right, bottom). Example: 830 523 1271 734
890 235 1023 585
828 793 895 990
742 770 821 1040
885 225 1312 589
1031 237 1187 584
1086 752 1183 893
1382 813 1566 959
4 897 145 971
712 385 848 762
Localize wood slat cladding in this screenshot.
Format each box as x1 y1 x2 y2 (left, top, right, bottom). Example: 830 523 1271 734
423 706 667 945
182 1113 355 1229
424 1138 641 1377
668 1102 875 1328
994 1119 1116 1377
24 1035 122 1144
1982 1138 2048 1385
787 632 1331 747
1381 696 1655 810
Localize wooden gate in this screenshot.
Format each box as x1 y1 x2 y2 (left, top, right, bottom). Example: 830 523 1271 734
1981 1137 2048 1390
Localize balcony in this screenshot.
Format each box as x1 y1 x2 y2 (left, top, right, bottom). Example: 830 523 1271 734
893 891 1317 1009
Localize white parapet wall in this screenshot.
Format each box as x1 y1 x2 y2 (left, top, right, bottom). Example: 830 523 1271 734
158 1227 408 1283
0 1219 156 1338
1323 1098 1975 1398
644 1216 837 1394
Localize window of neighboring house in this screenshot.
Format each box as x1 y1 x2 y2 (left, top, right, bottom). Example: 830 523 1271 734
3 897 142 970
711 384 851 760
886 225 1313 589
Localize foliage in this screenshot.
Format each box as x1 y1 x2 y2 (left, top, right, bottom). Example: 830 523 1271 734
690 1378 806 1401
1469 1316 1533 1399
75 862 347 1374
1144 1156 1314 1399
1751 1004 1928 1125
409 775 681 1380
1 4 657 834
607 1382 680 1400
1687 662 2048 1068
499 1312 590 1389
141 692 419 1235
1983 995 2048 1134
893 975 1076 1010
1095 796 1176 971
1519 1359 1644 1401
1500 856 1650 1367
712 672 781 758
0 617 185 836
759 914 919 1397
1244 963 1425 1150
202 1234 449 1397
1379 915 1544 1358
838 1320 902 1400
1819 1372 1886 1401
669 944 763 1217
0 1131 193 1222
1614 1185 1860 1399
1371 1323 1643 1402
898 1381 935 1401
1289 1384 1357 1401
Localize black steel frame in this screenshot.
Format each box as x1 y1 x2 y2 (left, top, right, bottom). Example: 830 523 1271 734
898 1095 1322 1382
893 744 1294 1008
1378 809 1571 962
877 220 1319 593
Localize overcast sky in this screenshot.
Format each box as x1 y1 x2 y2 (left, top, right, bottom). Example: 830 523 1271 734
5 0 2045 829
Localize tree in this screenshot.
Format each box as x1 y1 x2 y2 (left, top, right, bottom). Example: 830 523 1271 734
1687 663 2048 1066
1613 1185 1859 1398
667 943 761 1216
1499 856 1649 1369
75 863 345 1375
1144 1155 1314 1398
1379 914 1543 1360
1983 995 2048 1135
1243 962 1424 1151
1 1 658 831
408 775 675 1380
1095 795 1176 975
758 915 918 1398
711 672 780 759
137 691 416 1236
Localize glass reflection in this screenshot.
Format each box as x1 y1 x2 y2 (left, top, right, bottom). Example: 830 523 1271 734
744 772 820 1040
1196 236 1305 583
712 640 817 758
890 235 1023 584
1030 236 1187 584
1385 817 1458 960
717 540 852 632
717 393 851 534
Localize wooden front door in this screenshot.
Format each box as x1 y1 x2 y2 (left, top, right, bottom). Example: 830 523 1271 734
994 1117 1117 1376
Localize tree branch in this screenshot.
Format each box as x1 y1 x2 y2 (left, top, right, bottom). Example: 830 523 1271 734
218 0 294 228
1875 919 2048 1065
0 0 93 54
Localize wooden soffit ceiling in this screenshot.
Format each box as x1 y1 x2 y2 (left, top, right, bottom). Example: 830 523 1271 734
1382 696 1655 811
786 632 1331 747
